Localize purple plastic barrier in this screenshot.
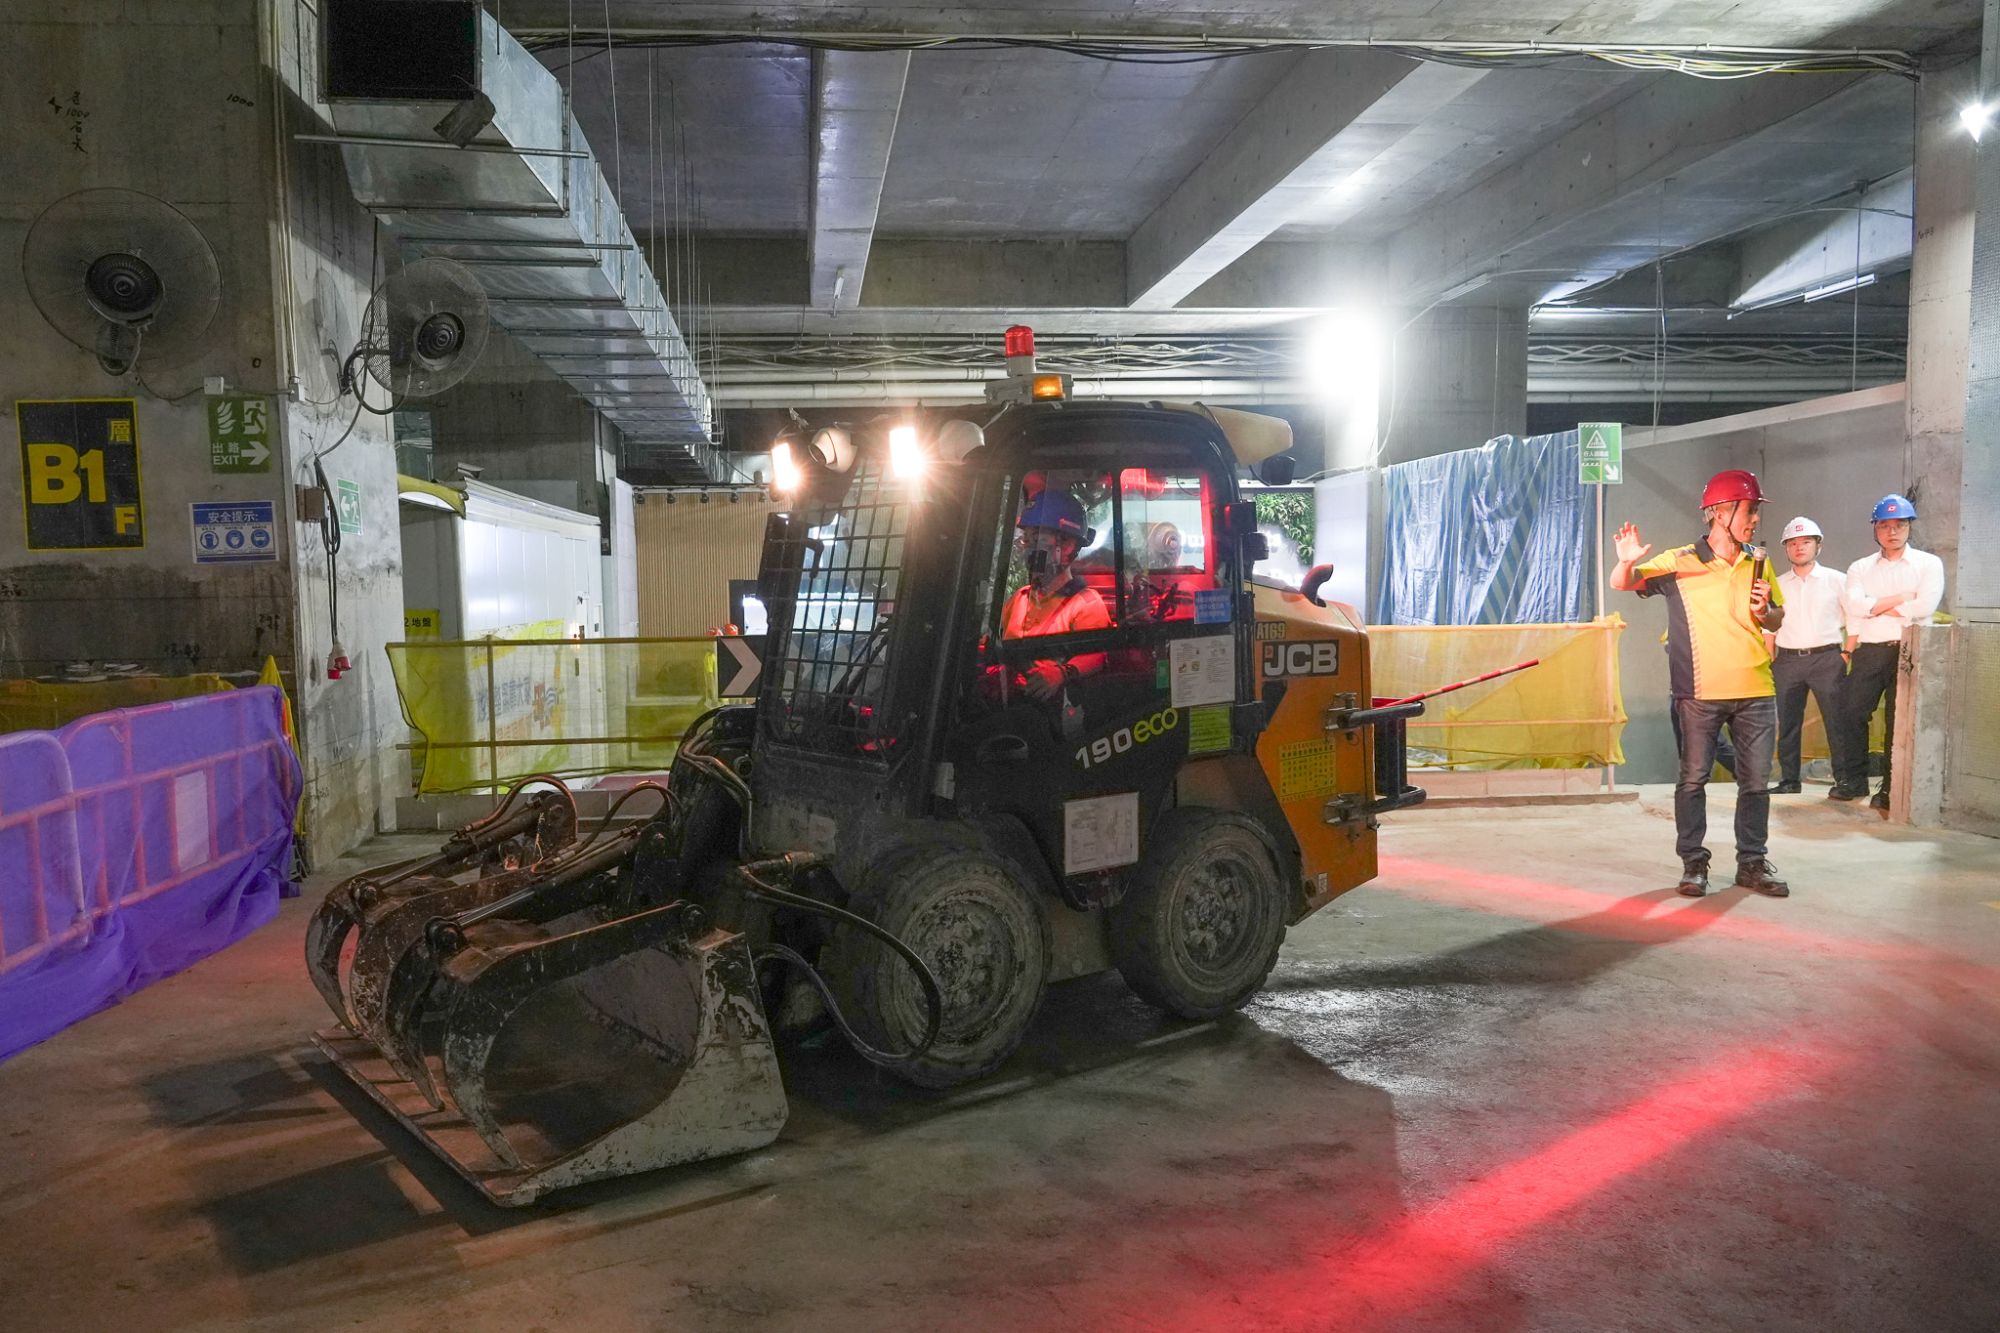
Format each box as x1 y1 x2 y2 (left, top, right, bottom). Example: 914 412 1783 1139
0 687 301 1061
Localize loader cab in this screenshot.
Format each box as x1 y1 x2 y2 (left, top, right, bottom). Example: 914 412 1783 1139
746 404 1279 877
941 403 1278 904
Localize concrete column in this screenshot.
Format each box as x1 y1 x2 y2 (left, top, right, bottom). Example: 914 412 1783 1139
1381 306 1528 464
1944 33 2000 832
1906 59 1975 589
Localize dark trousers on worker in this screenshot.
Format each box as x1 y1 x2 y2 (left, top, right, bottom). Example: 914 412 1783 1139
1670 700 1736 777
1774 645 1847 786
1673 696 1775 865
1837 642 1900 795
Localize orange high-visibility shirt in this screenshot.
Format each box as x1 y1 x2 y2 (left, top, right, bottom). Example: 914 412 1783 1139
1002 579 1111 639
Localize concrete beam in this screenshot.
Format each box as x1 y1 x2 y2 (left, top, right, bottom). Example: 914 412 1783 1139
1125 50 1484 310
1733 170 1914 308
810 50 909 309
1386 72 1912 308
695 236 1381 318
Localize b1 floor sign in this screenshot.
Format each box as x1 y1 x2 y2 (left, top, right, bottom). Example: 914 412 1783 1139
17 398 144 550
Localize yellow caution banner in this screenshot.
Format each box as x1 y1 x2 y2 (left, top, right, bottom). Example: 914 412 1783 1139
1367 616 1628 769
0 674 233 736
386 637 719 793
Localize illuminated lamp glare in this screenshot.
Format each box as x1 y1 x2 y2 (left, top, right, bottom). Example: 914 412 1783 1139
772 440 803 492
1031 374 1065 400
1962 100 1993 140
889 424 926 479
1305 310 1384 407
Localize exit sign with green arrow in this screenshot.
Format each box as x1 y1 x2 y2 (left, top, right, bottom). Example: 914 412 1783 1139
207 395 273 473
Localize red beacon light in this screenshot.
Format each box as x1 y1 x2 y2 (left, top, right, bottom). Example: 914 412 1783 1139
988 323 1070 403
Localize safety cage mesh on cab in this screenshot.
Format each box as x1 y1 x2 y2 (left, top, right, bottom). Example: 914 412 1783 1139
759 462 912 758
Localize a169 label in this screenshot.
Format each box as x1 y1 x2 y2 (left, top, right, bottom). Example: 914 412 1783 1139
1074 707 1180 769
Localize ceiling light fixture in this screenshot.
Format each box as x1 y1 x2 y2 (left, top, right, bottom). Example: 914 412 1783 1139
1800 272 1878 303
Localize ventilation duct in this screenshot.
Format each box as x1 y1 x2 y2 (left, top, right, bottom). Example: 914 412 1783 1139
317 3 723 481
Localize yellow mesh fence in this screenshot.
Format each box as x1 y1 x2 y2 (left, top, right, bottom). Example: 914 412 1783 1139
1367 616 1627 769
386 637 719 793
0 675 234 735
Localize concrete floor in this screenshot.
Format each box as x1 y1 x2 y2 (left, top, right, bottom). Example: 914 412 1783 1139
2 790 1998 1331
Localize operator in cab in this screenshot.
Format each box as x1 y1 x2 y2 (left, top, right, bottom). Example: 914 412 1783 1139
1003 488 1110 699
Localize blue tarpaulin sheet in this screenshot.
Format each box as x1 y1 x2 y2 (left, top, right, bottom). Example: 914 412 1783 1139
0 687 300 1061
1374 430 1597 625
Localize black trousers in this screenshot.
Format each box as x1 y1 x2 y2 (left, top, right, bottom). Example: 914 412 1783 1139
1836 642 1900 794
1773 647 1847 785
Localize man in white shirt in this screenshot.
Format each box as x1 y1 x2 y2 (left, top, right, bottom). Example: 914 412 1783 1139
1835 494 1946 810
1765 516 1850 794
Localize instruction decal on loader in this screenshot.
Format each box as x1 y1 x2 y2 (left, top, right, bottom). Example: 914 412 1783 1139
17 398 144 550
1065 792 1139 875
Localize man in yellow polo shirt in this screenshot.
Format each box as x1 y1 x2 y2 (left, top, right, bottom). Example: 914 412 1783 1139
1611 469 1788 898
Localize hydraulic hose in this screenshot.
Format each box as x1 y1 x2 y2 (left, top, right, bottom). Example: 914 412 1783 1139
736 860 944 1063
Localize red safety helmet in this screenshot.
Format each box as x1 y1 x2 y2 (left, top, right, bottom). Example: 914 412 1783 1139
1698 469 1765 509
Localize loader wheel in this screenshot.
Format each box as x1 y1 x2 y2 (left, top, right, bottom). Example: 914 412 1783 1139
824 840 1051 1089
1110 809 1286 1020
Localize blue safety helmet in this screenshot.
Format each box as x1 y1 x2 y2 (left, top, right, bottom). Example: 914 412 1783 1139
1017 489 1091 541
1870 493 1917 522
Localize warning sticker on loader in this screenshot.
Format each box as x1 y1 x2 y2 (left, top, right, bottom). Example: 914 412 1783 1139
1064 792 1139 875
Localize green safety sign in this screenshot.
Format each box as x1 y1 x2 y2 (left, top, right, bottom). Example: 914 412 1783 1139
335 478 363 534
206 395 273 473
1579 421 1623 484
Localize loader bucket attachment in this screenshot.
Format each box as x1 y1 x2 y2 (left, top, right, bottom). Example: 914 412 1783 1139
303 784 578 1032
311 909 787 1206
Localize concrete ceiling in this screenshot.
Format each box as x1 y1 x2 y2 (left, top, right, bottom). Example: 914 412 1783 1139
878 48 1301 238
524 1 1957 426
507 1 1976 51
560 44 811 235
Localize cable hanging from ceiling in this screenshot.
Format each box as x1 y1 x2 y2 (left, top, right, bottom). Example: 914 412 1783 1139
520 30 1919 80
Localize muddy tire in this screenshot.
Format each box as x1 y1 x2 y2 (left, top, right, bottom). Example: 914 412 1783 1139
1110 809 1287 1020
823 839 1051 1089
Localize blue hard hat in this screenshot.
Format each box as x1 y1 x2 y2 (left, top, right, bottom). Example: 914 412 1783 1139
1871 493 1917 522
1017 488 1089 540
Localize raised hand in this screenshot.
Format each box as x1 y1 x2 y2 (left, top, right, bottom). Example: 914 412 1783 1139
1613 522 1652 565
1749 579 1771 617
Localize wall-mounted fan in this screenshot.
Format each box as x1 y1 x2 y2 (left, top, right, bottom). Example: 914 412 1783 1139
22 188 222 375
348 257 490 403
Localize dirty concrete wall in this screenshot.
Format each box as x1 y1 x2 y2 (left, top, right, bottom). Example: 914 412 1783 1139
427 328 617 518
0 1 291 682
1610 386 1909 783
272 0 404 862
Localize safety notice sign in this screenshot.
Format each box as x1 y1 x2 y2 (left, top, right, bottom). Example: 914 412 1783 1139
191 501 277 564
17 398 144 550
1578 421 1623 484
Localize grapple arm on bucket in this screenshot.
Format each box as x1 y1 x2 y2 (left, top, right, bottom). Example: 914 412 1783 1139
305 778 579 1031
